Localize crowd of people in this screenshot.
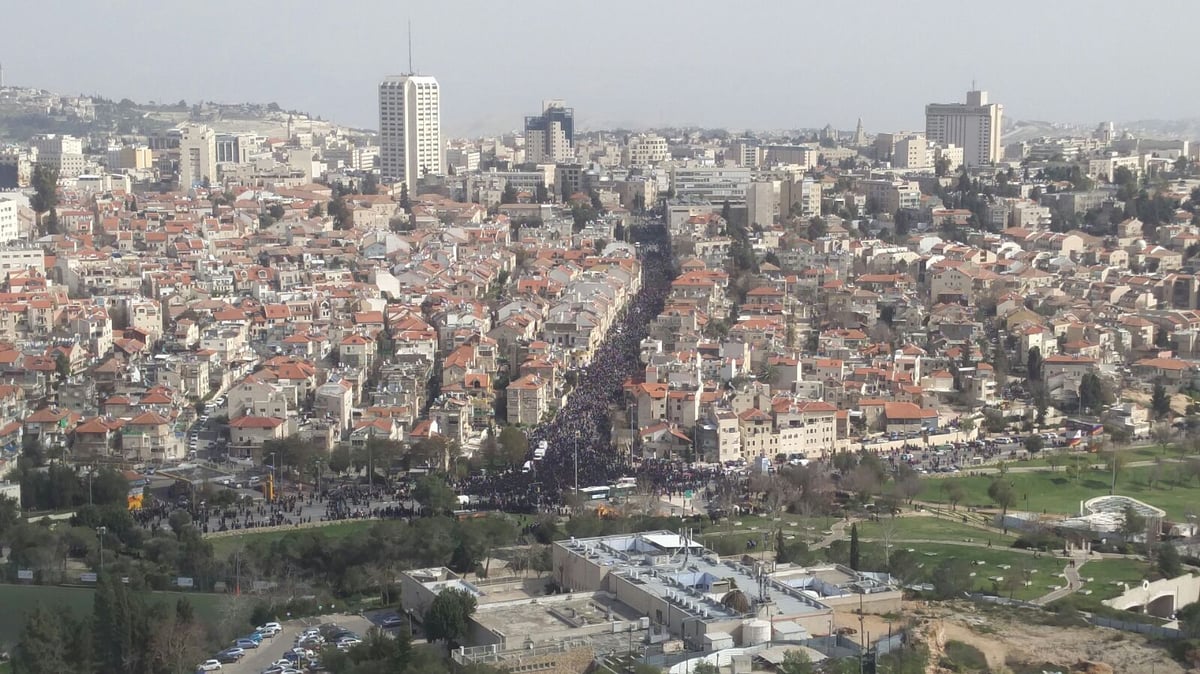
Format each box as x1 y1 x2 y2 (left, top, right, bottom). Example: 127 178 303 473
464 227 674 511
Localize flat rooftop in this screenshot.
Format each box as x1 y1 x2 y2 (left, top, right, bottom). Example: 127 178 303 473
473 593 640 640
561 531 829 623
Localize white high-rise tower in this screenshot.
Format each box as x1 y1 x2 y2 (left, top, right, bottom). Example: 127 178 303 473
378 75 443 186
925 89 1003 167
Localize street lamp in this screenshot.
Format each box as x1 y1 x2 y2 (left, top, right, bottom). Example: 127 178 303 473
96 526 107 574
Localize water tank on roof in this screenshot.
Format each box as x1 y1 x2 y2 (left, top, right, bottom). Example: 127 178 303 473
741 619 771 646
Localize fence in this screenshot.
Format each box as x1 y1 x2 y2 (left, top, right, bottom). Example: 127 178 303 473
1085 615 1183 639
968 593 1190 640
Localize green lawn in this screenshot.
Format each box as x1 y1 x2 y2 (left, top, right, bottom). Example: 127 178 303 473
0 584 245 648
1076 558 1152 600
855 516 1017 545
921 464 1200 519
209 519 379 559
867 542 1070 601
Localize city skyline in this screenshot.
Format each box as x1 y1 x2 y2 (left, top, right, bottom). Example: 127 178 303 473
4 1 1200 137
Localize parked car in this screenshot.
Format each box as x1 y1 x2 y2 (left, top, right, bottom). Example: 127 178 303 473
195 660 222 671
214 648 244 663
233 638 259 650
380 614 405 629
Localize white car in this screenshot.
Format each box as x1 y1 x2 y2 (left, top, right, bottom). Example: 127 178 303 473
196 660 222 671
256 623 281 637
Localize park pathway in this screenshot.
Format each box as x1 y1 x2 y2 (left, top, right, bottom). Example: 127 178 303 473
1032 558 1086 606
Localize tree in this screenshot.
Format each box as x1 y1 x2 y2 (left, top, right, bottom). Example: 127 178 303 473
1079 372 1109 414
1026 347 1043 382
362 173 380 195
12 606 71 674
1024 434 1044 455
413 474 456 515
940 481 965 511
399 182 412 211
848 523 860 570
778 650 816 674
987 478 1016 519
570 202 598 232
932 557 973 599
893 464 922 504
501 183 519 204
497 426 529 466
328 195 354 230
424 587 477 645
807 216 827 240
1152 383 1171 420
328 445 352 474
29 164 59 233
692 663 720 674
1157 542 1182 578
1121 504 1145 540
934 155 952 177
92 573 135 673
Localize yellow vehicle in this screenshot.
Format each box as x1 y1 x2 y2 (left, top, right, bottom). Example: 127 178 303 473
260 474 275 501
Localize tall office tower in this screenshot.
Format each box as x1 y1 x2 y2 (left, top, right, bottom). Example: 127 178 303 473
524 100 575 164
177 123 217 187
925 89 1003 167
378 75 443 186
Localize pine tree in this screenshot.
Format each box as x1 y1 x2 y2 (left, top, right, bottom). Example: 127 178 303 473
849 523 860 570
13 606 71 674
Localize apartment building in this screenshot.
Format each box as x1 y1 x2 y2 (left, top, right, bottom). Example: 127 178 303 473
30 134 85 178
525 100 574 164
178 123 217 187
623 134 669 166
378 74 443 186
669 165 751 203
860 179 921 214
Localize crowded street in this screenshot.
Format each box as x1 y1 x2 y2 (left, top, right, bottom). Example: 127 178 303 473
462 224 674 510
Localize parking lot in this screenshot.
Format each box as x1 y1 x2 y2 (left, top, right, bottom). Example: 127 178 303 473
213 613 376 674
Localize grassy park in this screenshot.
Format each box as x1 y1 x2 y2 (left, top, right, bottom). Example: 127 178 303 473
1076 558 1153 601
920 462 1200 520
854 515 1017 545
208 519 378 559
868 541 1070 601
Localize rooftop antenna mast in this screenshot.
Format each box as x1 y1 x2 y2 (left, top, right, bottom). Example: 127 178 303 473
408 20 414 75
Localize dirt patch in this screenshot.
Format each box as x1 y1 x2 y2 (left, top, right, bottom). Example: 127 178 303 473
841 600 1186 673
1122 389 1191 418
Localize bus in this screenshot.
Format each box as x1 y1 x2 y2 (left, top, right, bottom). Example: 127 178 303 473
576 486 610 501
610 478 638 500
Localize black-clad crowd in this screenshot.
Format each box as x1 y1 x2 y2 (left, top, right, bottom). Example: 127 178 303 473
463 230 679 511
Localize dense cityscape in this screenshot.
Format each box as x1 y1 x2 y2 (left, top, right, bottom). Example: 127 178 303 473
1 25 1200 674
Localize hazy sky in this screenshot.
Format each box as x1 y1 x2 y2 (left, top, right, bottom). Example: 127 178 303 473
6 1 1198 137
